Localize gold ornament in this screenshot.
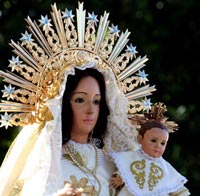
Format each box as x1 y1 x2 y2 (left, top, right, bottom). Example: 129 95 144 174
0 2 156 128
129 102 178 132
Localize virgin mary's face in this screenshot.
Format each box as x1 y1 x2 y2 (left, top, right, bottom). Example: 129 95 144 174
70 76 100 140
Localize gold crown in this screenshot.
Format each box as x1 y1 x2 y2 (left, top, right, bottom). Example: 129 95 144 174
129 102 178 132
0 2 156 128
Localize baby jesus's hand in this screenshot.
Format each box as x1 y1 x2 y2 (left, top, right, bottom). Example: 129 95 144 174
110 173 124 189
56 182 83 196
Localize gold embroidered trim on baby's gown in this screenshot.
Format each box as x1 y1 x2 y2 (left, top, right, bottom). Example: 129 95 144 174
130 159 164 191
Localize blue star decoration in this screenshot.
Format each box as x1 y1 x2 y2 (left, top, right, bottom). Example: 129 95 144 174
86 12 99 26
8 56 23 72
1 84 15 100
137 70 149 84
62 9 75 21
38 15 52 30
109 25 120 37
142 98 153 111
20 31 33 43
126 44 138 57
0 112 13 129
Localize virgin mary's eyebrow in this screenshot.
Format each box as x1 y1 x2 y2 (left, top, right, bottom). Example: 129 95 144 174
71 92 87 96
71 92 101 96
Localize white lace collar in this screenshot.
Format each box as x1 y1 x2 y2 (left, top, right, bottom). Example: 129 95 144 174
62 140 95 156
138 148 162 162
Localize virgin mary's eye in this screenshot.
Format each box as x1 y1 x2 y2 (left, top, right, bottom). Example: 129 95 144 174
93 99 101 105
74 97 85 103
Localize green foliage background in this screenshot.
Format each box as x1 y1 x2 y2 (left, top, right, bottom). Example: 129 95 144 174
0 0 199 195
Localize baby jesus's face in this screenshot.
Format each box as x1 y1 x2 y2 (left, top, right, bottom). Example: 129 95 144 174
138 128 169 158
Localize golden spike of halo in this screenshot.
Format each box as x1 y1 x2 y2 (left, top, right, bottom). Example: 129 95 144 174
94 12 109 52
10 40 41 72
51 4 68 49
26 17 53 56
126 85 156 99
0 71 37 92
108 30 130 63
0 101 34 112
0 2 156 128
118 56 148 80
77 2 86 48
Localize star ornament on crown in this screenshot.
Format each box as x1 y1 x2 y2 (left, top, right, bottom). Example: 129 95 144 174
0 2 156 129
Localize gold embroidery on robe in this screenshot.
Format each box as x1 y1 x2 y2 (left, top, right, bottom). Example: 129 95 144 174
65 175 97 196
130 159 145 189
148 162 164 191
63 151 87 167
130 159 164 191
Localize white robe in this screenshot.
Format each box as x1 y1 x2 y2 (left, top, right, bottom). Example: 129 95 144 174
46 140 116 196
